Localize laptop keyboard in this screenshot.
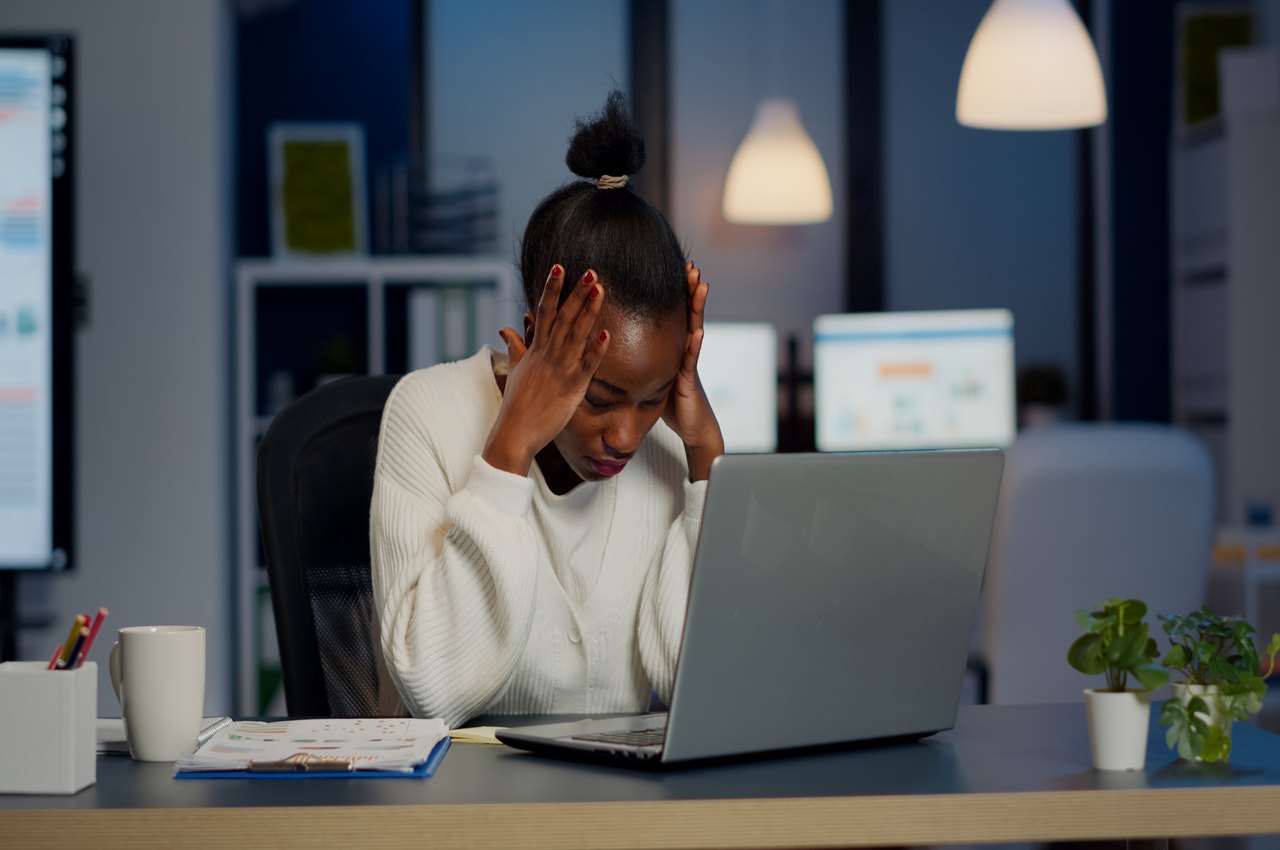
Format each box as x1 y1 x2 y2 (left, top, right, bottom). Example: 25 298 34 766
570 727 666 748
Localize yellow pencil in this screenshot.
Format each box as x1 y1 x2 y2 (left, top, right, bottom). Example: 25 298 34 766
57 613 89 666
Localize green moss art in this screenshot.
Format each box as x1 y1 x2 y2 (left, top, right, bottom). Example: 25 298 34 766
282 140 357 254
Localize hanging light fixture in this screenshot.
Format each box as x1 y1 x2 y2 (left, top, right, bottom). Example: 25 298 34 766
721 0 833 225
956 0 1107 130
722 98 833 224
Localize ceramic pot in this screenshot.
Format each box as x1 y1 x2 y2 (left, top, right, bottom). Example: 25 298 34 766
1172 682 1232 760
1083 688 1152 771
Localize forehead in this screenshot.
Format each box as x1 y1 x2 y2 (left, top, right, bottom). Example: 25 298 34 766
592 308 685 395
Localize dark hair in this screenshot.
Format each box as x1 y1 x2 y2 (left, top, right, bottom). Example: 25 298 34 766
519 91 687 323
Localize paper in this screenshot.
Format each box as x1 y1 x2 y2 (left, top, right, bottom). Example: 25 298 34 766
175 717 448 774
448 725 504 745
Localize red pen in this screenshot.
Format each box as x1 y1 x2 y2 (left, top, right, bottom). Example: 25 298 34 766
76 607 109 667
46 644 63 670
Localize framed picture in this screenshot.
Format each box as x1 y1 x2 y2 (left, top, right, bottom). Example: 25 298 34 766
268 122 368 257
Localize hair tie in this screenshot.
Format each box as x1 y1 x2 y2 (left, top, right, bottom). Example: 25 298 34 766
596 174 628 190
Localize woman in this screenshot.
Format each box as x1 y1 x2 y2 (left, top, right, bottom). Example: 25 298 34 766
370 92 723 726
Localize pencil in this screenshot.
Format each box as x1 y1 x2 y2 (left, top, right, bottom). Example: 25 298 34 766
60 626 90 670
56 614 89 667
76 607 109 667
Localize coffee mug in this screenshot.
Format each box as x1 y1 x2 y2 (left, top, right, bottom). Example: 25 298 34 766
107 625 206 762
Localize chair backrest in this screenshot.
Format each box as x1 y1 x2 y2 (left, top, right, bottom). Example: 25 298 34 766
256 374 400 717
979 423 1214 704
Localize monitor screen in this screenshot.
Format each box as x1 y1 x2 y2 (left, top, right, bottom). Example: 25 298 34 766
814 309 1014 452
0 36 73 569
699 322 777 453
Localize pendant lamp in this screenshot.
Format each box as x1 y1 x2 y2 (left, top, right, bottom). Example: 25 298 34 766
722 97 833 224
956 0 1107 130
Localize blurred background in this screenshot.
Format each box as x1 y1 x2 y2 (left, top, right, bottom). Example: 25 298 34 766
0 0 1276 720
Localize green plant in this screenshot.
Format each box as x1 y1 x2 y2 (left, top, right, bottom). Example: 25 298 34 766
1068 598 1169 693
1157 607 1280 762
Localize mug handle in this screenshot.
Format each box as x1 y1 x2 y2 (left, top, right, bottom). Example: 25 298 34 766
108 641 123 705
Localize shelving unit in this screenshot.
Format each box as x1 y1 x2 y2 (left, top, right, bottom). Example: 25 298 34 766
1170 109 1280 526
234 257 521 714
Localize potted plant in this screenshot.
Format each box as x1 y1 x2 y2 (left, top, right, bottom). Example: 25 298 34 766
1158 607 1280 763
1068 598 1170 771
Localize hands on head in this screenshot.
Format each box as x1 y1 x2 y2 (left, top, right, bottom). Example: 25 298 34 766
662 260 724 482
484 261 724 485
484 264 609 479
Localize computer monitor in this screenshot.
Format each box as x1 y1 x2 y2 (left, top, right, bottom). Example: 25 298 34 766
699 322 777 453
814 309 1014 452
0 36 74 570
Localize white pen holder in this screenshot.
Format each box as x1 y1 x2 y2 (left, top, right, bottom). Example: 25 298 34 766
0 661 97 794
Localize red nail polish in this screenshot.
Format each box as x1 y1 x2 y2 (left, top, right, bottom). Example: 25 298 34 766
550 264 561 278
598 330 608 343
588 284 599 300
582 270 595 284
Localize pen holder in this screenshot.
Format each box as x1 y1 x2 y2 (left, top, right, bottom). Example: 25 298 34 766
0 661 97 794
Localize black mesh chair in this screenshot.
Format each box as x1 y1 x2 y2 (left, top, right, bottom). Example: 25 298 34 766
256 374 401 717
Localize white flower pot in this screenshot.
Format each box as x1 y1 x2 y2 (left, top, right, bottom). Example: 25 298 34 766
1083 688 1152 771
1171 682 1232 760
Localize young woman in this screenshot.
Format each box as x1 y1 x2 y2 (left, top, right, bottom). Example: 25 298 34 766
370 92 724 726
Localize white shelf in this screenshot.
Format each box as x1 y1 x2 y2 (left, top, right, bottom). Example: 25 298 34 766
1171 110 1280 525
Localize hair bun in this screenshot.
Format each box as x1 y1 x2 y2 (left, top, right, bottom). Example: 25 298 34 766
565 90 646 182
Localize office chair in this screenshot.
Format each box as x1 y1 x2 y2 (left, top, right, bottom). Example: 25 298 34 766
257 374 401 717
977 423 1213 704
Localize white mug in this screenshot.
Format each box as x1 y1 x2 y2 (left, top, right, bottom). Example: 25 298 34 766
108 625 206 762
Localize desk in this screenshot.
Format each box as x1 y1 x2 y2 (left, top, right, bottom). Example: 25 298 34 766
5 704 1280 849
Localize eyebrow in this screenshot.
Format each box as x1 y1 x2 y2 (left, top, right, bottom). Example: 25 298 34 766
591 377 676 397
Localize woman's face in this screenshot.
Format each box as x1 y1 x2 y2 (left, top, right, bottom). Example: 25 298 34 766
547 305 685 483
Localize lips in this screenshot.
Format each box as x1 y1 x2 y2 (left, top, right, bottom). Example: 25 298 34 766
588 457 627 477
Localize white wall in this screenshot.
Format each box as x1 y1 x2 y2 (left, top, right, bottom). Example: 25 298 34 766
3 0 233 714
429 0 627 299
885 0 1079 398
671 0 846 366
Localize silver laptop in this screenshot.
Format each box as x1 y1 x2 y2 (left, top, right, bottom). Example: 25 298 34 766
496 449 1003 768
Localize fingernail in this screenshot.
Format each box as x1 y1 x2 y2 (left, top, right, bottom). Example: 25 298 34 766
598 330 608 343
582 270 595 285
549 264 561 279
588 284 599 300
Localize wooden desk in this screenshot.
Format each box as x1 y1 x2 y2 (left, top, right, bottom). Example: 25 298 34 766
5 703 1280 849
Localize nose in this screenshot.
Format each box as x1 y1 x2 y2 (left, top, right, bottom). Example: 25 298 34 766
602 410 643 458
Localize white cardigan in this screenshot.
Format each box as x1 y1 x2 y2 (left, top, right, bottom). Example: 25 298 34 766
370 348 706 727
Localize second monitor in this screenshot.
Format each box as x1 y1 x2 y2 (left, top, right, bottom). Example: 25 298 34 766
814 309 1015 452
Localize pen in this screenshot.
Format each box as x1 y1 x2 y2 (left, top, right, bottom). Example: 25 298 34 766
75 607 109 668
55 614 88 668
46 644 63 670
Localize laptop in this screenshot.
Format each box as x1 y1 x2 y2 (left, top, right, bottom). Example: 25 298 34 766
496 449 1004 768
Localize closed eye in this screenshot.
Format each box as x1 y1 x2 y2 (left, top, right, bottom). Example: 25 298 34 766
584 395 611 410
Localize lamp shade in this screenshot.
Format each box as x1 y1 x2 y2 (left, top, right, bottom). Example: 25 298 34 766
956 0 1107 130
722 98 833 225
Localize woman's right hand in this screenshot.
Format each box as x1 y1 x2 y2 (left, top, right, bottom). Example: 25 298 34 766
482 264 610 477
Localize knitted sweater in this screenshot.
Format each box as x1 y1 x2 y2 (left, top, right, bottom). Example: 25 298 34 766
370 347 707 727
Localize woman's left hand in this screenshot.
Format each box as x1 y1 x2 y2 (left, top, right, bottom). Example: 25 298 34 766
662 260 725 482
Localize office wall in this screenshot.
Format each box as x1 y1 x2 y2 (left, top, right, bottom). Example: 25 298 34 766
428 0 627 293
236 0 413 256
670 0 846 365
2 0 233 713
884 0 1079 401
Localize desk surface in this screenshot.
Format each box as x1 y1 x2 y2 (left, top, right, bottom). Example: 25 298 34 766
6 703 1280 849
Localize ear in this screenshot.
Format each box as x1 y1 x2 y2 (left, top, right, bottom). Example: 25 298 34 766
523 312 535 347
